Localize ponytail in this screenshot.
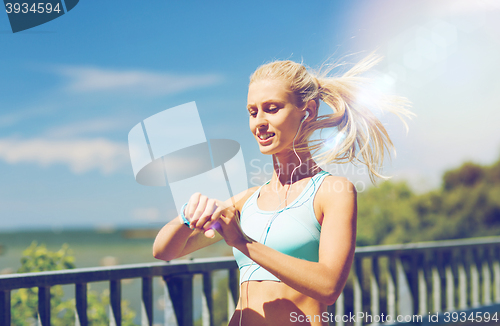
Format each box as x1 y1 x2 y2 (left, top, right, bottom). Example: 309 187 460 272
250 53 415 184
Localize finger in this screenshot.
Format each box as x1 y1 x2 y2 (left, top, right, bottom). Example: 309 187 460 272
201 205 224 230
194 198 217 229
204 228 215 238
205 221 222 238
186 192 201 221
191 195 208 226
214 198 226 208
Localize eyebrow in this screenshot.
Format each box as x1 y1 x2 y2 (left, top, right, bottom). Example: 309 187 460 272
247 100 286 110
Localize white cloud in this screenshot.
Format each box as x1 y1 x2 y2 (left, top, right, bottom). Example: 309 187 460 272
55 65 223 96
0 105 55 128
131 207 161 221
44 118 131 138
0 138 129 174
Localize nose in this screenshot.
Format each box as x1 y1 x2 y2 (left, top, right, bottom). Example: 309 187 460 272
254 111 268 128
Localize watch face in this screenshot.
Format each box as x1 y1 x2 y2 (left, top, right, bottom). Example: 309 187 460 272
5 0 80 33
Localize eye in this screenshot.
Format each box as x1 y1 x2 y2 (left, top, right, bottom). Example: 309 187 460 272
248 111 257 117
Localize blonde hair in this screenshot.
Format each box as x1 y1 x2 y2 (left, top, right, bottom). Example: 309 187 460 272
250 53 415 183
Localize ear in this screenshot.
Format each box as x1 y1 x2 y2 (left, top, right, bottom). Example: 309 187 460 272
303 99 317 121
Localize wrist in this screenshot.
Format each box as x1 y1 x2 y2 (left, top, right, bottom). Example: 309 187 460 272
233 235 253 252
178 202 191 228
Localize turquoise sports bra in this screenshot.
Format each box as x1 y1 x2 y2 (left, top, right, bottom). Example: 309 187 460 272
232 170 331 284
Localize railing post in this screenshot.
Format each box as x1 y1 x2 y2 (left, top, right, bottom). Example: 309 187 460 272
353 257 363 326
433 251 444 312
162 277 177 326
75 283 88 326
110 280 122 326
0 290 10 326
335 292 344 326
387 256 397 319
471 248 481 307
423 251 433 315
450 250 461 311
445 251 455 312
396 257 413 316
370 256 380 325
228 269 239 318
418 259 427 315
407 253 420 316
463 249 473 308
202 272 214 326
495 245 500 303
483 247 493 305
165 274 193 326
38 286 51 326
142 277 153 326
327 303 335 326
457 249 468 310
432 261 441 312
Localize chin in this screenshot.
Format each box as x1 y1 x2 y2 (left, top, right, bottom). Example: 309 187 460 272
258 145 276 155
259 148 274 155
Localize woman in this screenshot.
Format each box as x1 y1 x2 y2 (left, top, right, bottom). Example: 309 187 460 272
153 53 413 325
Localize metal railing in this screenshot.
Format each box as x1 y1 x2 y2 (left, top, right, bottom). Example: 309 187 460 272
1 237 499 326
337 237 500 326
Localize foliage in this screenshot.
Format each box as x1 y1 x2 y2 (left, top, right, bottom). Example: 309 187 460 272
11 242 137 326
86 289 137 326
11 242 75 326
357 180 419 245
357 155 500 246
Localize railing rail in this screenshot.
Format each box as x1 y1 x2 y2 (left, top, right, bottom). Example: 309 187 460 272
1 237 499 326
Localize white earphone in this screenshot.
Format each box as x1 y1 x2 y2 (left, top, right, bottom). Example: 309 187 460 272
301 111 309 123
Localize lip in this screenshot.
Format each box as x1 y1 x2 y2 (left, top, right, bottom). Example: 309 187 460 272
257 133 275 144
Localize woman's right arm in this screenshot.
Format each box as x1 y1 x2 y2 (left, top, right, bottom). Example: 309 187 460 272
152 186 258 261
152 215 222 261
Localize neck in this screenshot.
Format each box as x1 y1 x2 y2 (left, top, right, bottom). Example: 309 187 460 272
271 150 319 187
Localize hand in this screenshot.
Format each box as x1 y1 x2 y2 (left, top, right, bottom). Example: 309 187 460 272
214 206 252 248
184 193 226 238
184 192 249 246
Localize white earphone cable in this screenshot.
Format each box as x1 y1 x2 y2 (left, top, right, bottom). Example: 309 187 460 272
238 113 309 326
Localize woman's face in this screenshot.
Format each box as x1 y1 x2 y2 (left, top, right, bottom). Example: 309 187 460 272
247 79 305 156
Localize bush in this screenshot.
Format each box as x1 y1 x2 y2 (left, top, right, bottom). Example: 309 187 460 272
10 242 137 326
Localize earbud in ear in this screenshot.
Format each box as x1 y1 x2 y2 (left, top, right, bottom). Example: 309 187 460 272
301 111 310 123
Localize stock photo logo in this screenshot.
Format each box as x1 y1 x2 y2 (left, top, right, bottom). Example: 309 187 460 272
128 102 248 213
3 0 79 33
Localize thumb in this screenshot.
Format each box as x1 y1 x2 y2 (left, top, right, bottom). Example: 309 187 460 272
203 221 221 238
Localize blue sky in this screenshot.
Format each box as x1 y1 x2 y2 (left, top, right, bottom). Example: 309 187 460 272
1 1 499 230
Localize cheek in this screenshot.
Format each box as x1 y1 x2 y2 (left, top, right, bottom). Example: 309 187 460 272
249 119 257 134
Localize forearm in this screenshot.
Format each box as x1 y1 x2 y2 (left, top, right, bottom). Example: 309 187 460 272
152 217 194 261
235 239 352 305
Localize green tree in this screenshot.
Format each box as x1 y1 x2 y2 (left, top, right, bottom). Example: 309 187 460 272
357 154 500 246
443 161 484 190
10 242 137 326
357 180 419 245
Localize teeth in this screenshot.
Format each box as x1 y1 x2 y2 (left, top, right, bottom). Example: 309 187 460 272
259 133 274 140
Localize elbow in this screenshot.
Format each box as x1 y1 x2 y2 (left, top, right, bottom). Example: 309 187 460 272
152 245 172 261
152 247 163 260
318 279 344 306
321 290 341 306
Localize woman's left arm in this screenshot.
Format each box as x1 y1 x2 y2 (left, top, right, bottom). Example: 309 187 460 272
222 176 357 305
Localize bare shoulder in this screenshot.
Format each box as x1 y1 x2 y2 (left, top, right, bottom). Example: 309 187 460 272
317 175 357 215
223 186 260 212
319 175 357 196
